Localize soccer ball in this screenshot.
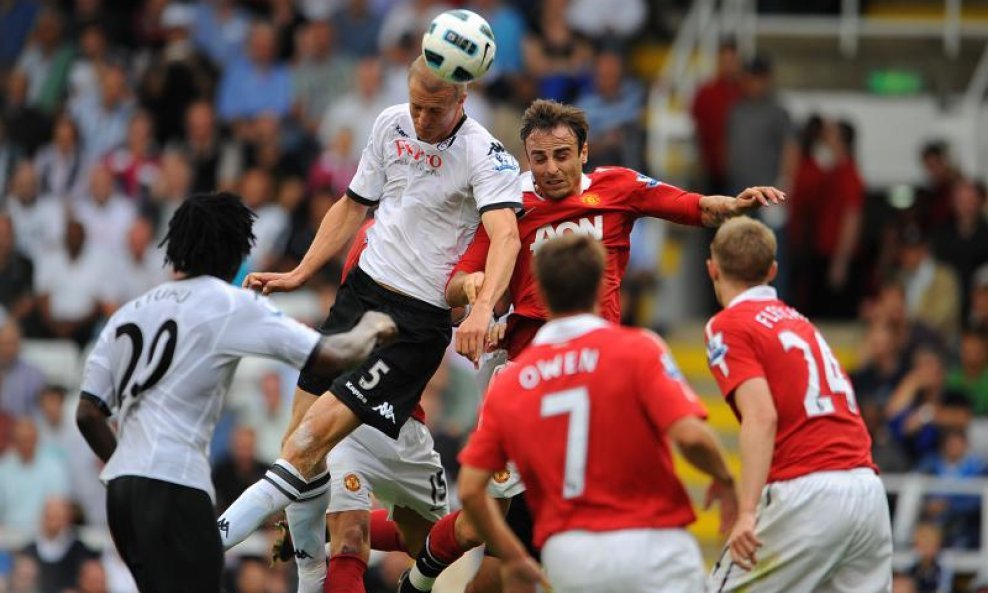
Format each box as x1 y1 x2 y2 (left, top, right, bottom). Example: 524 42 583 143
421 9 497 83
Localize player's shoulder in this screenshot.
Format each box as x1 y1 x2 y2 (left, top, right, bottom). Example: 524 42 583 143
588 167 665 200
371 103 414 138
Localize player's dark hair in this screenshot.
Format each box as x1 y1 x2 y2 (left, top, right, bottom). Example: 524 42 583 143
160 192 256 282
520 99 589 153
533 235 605 315
711 216 777 285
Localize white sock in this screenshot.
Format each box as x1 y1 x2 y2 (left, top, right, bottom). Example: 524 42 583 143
286 489 330 593
217 477 292 550
408 565 436 592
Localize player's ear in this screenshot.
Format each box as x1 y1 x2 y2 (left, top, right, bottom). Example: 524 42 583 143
706 258 718 282
580 141 589 165
766 261 779 284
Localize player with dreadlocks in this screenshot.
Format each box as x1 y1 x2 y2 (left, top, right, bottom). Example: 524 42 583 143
75 192 398 593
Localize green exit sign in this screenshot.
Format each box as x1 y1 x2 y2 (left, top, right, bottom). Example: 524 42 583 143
867 70 923 95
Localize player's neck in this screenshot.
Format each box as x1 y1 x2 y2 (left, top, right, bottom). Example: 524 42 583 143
718 281 765 308
547 309 597 321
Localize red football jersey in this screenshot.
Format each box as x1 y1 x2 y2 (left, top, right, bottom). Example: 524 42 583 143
450 167 703 358
704 286 875 482
459 315 707 547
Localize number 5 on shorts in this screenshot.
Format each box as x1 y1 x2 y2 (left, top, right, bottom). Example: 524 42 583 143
541 387 589 499
358 360 390 390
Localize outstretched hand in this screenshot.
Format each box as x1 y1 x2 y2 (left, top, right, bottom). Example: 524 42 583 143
734 186 787 212
243 269 307 295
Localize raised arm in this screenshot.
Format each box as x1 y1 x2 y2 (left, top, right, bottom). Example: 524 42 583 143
698 187 786 228
454 208 520 363
246 194 369 294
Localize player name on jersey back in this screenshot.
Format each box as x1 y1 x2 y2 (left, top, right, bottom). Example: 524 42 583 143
705 286 876 482
81 276 321 500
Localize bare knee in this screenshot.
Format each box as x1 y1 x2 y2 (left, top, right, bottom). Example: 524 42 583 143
328 511 370 560
282 394 361 477
454 510 484 549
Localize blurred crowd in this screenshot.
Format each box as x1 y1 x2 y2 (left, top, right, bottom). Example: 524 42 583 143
0 0 657 591
1 0 987 592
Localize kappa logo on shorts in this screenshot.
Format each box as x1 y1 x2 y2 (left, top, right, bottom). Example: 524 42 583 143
372 402 396 423
344 473 361 492
493 469 511 484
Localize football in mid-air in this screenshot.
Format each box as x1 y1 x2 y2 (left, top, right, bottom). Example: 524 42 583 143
421 9 497 83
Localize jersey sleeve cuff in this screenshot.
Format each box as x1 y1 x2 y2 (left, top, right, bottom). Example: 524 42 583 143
479 201 523 215
346 188 378 206
81 391 112 417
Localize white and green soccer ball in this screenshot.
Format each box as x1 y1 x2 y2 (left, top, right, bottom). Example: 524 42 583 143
421 9 497 83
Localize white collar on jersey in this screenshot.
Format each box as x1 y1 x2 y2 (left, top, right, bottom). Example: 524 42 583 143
727 285 778 309
522 172 593 200
532 313 609 345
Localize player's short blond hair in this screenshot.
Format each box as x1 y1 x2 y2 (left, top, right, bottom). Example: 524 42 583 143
408 55 467 100
711 216 777 284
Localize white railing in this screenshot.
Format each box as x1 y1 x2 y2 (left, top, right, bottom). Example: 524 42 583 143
883 474 988 574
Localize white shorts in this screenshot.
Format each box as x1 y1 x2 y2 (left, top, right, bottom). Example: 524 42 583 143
542 528 704 593
477 351 527 499
707 468 892 593
326 420 449 523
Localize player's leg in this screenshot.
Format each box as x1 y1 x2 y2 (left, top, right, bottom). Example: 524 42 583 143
106 477 153 592
326 510 372 593
815 471 893 593
464 491 539 593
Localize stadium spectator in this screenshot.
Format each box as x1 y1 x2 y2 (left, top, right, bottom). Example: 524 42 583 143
933 179 988 320
34 220 106 347
947 325 988 415
34 384 106 526
241 114 307 182
22 497 99 593
523 0 594 102
853 320 908 406
575 50 645 171
862 401 911 473
907 522 953 593
67 24 115 103
918 424 987 549
565 0 646 43
332 0 384 59
241 369 292 464
377 0 450 57
470 0 526 99
897 223 961 341
193 0 250 68
147 150 194 235
292 21 355 136
0 321 45 418
216 23 294 127
65 0 127 47
865 281 944 366
0 0 41 69
886 348 951 464
7 553 41 593
130 0 169 49
15 8 73 115
138 3 219 147
33 114 87 202
2 69 52 158
102 216 169 310
319 57 390 161
234 557 271 593
101 111 160 202
972 264 988 327
240 169 289 272
691 39 743 194
893 573 918 593
0 120 21 199
307 129 358 198
212 427 267 514
267 0 306 62
0 214 34 323
74 164 138 255
68 63 135 164
0 417 70 537
5 161 66 264
282 190 346 286
167 101 242 194
75 558 109 593
917 142 960 233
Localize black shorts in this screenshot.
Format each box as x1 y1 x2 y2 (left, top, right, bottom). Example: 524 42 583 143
107 476 222 593
297 266 452 438
485 492 540 561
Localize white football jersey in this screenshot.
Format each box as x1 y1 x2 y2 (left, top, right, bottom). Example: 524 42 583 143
81 276 321 500
348 103 522 308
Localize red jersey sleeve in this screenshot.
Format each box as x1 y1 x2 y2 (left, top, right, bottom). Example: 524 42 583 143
705 315 766 399
341 219 374 282
635 332 707 431
448 225 491 289
626 170 703 227
458 382 510 472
